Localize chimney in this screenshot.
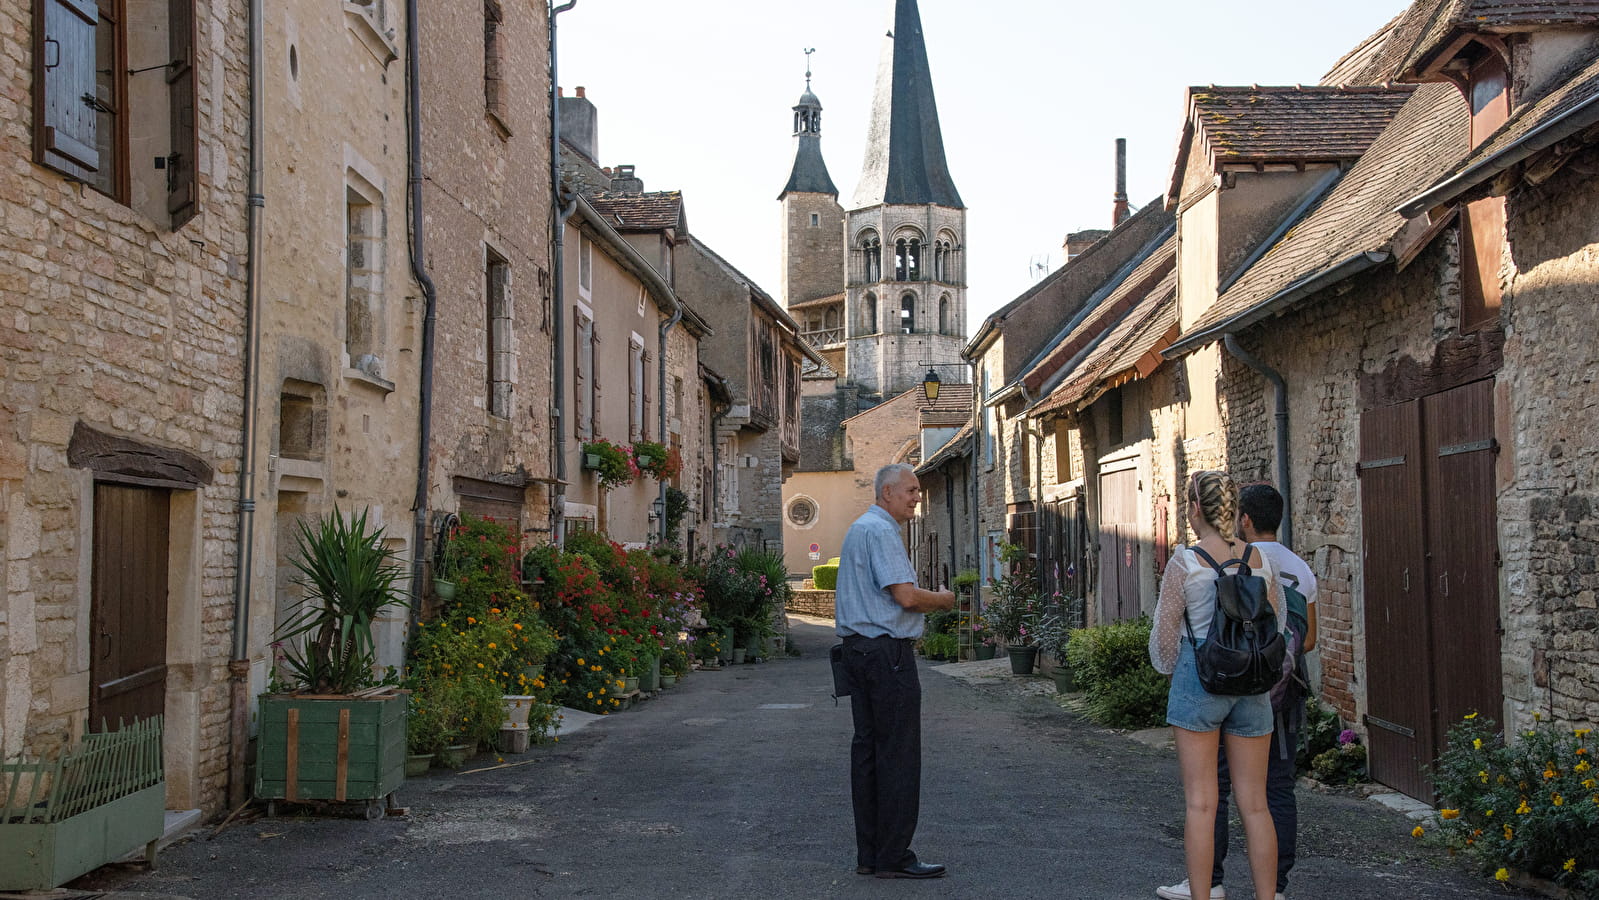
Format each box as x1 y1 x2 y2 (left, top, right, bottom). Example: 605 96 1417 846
609 164 644 193
1063 229 1110 263
1112 138 1130 227
558 85 599 162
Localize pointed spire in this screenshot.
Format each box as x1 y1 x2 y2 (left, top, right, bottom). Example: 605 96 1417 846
780 51 839 199
853 0 963 209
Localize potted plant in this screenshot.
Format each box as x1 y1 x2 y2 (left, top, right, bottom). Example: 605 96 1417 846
632 440 681 481
580 438 637 490
257 508 410 819
984 543 1043 675
1036 610 1077 693
970 614 998 660
432 522 470 601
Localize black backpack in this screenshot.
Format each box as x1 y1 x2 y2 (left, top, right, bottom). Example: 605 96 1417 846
1184 545 1287 697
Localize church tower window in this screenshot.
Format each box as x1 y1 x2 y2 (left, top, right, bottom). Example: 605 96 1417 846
862 293 878 335
900 293 916 333
938 294 950 334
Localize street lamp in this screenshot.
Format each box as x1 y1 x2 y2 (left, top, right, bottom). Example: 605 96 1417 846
922 368 942 402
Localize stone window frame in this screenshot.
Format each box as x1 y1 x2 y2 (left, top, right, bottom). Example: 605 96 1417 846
854 227 882 283
343 158 390 388
485 244 513 419
278 378 328 462
482 0 510 138
577 234 593 299
787 494 820 530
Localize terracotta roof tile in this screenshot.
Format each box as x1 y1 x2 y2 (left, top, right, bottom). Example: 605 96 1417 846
1393 0 1599 80
587 191 685 231
1189 86 1416 165
788 291 847 311
1180 84 1470 342
1032 273 1177 416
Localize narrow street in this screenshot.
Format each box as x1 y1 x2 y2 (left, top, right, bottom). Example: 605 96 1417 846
88 617 1527 900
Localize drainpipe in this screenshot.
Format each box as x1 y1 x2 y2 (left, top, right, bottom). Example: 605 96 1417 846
406 0 439 622
549 0 578 545
944 467 956 586
227 0 265 811
969 360 982 601
1223 333 1291 549
709 377 732 544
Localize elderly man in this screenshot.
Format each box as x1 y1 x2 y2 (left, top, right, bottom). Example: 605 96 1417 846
836 463 955 880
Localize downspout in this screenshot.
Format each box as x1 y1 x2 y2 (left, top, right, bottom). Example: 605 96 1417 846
944 467 956 586
657 293 682 544
969 359 982 600
710 378 732 544
406 0 439 623
1223 334 1291 549
227 0 266 811
549 1 578 545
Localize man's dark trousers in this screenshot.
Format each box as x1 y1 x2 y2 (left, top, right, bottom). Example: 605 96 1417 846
843 634 921 872
1213 717 1299 893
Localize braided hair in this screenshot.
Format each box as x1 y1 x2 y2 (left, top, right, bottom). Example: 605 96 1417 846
1188 469 1240 547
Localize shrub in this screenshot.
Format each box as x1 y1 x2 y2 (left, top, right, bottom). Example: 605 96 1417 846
812 563 839 591
952 568 981 593
1426 715 1599 895
1299 696 1344 774
920 632 958 660
1065 618 1168 729
925 608 960 636
983 547 1043 646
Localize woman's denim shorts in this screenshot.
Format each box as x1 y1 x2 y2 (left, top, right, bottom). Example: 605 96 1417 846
1165 639 1273 737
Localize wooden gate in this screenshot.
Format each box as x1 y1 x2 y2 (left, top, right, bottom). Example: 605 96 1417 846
1038 490 1087 617
1358 379 1501 798
1098 466 1141 623
90 484 171 730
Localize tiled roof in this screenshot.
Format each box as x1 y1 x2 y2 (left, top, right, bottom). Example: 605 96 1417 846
1322 14 1408 85
920 383 974 427
1176 84 1470 347
1399 54 1599 214
1190 86 1416 164
1018 236 1177 395
1031 272 1178 417
587 191 685 231
1392 0 1599 80
788 291 847 311
853 0 964 208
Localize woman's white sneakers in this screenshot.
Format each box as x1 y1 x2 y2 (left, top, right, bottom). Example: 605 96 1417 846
1154 880 1226 900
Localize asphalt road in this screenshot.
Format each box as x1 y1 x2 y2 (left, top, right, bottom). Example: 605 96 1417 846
81 617 1531 899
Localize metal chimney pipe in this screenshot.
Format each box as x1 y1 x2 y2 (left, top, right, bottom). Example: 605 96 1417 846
1113 138 1130 227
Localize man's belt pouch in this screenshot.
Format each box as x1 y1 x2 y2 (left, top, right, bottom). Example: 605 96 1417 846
829 643 853 702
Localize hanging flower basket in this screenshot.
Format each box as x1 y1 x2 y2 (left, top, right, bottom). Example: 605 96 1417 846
580 439 636 490
632 440 681 481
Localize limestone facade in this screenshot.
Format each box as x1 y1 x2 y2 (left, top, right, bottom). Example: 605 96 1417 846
0 0 250 814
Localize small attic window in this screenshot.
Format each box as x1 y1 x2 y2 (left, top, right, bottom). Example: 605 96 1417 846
810 213 820 227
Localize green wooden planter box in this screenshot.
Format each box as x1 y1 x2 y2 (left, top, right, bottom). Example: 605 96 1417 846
255 692 407 816
0 718 165 890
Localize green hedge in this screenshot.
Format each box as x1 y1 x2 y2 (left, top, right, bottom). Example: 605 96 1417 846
813 564 839 591
1064 618 1169 729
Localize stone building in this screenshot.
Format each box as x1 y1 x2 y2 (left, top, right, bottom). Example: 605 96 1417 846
247 0 419 724
781 0 971 572
415 0 555 555
1 0 250 814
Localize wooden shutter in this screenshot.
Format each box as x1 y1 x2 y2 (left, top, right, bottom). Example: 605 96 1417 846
573 309 590 439
627 343 640 441
167 0 198 227
590 326 601 434
641 350 651 441
34 0 100 179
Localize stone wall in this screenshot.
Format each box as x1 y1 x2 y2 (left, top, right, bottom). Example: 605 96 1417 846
789 589 836 619
781 193 845 307
0 0 251 813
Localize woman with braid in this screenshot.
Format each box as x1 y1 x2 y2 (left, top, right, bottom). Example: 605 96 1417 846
1150 470 1287 900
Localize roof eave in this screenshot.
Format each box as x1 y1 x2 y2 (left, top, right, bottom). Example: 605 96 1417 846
1164 251 1391 358
1396 90 1599 217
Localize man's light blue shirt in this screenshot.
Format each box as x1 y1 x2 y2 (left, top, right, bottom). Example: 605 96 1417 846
834 504 923 639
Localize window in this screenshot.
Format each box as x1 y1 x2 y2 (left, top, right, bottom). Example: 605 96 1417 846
573 308 594 438
1054 419 1074 483
861 292 878 335
628 337 646 441
345 186 384 377
1461 47 1509 331
34 0 198 228
671 376 684 435
483 0 508 133
858 231 882 282
810 212 820 227
278 380 326 461
577 235 593 297
787 497 817 527
486 250 511 418
983 370 996 468
938 294 950 335
894 237 922 281
900 293 916 334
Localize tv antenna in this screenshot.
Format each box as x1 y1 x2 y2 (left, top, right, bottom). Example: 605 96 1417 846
1028 255 1052 282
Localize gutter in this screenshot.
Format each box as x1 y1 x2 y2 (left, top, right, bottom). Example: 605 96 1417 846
1163 251 1389 358
1396 90 1599 219
227 0 265 810
549 0 578 545
1223 335 1293 550
406 0 439 631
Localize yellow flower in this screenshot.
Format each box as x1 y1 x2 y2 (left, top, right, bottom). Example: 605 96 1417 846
1440 809 1460 820
1577 729 1593 739
490 607 501 614
476 663 484 669
577 658 585 666
599 688 606 695
467 617 477 624
488 642 497 649
1584 778 1597 790
1495 868 1509 883
1474 738 1483 750
586 692 593 699
1566 859 1578 873
1552 793 1565 806
513 623 523 631
1485 809 1494 816
1546 766 1559 780
1517 799 1532 814
1479 770 1490 784
1504 824 1513 840
1411 825 1425 838
599 648 606 655
1577 760 1592 773
1465 711 1478 720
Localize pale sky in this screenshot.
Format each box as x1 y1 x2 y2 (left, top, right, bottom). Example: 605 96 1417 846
559 0 1410 330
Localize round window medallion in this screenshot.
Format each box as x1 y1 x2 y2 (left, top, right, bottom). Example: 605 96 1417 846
788 498 817 527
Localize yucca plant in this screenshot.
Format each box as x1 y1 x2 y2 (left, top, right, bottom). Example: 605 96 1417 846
276 508 408 694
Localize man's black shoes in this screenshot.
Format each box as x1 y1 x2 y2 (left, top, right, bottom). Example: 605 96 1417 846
874 862 947 879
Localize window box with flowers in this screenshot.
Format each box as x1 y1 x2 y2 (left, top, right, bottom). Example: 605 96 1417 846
632 440 681 481
581 438 637 491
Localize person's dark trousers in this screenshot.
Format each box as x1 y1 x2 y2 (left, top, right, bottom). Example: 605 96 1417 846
843 635 922 872
1214 717 1299 894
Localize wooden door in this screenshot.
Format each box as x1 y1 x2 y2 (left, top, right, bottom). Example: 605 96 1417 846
1421 381 1502 738
90 484 171 731
1098 468 1141 623
1358 400 1434 800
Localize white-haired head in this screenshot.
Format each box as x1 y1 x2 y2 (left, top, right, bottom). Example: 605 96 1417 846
875 463 917 499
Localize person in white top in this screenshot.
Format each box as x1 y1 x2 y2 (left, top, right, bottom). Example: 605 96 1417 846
1149 470 1283 900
